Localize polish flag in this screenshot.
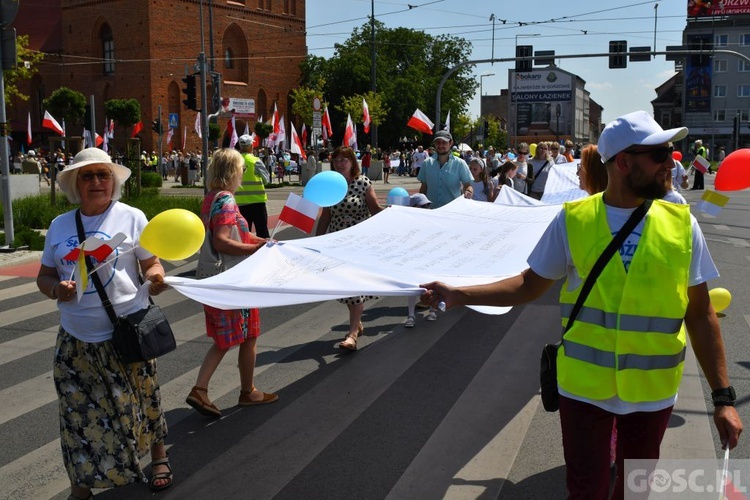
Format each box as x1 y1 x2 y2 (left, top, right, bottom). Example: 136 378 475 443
27 112 32 144
444 109 451 133
278 192 319 233
253 132 261 149
276 114 286 149
363 98 371 134
95 133 103 147
407 108 434 135
182 126 187 151
343 113 357 148
272 102 280 137
322 106 333 138
107 118 115 138
290 122 306 160
301 124 308 147
42 110 65 136
65 233 127 303
227 115 238 148
131 121 144 138
102 124 109 153
166 127 174 148
194 112 202 139
692 155 710 174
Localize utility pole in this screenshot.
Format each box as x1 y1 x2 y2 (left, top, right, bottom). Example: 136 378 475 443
370 0 377 150
199 0 210 193
0 0 18 246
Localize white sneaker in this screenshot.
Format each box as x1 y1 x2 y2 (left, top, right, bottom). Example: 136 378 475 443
426 310 438 321
405 316 415 328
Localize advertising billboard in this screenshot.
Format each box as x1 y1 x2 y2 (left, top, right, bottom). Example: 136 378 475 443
510 69 574 139
685 33 712 113
688 0 750 17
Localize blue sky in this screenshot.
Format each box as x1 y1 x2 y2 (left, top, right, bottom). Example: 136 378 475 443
305 0 687 124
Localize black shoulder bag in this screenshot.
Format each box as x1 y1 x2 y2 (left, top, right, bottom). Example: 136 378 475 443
540 199 652 412
75 210 176 364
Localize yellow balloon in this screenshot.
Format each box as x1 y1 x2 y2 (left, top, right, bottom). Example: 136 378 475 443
709 287 732 313
140 209 205 261
529 143 537 156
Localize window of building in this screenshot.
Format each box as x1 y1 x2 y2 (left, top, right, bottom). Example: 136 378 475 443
740 34 750 46
715 34 728 47
714 109 725 121
741 110 750 121
224 48 233 69
283 0 289 13
660 111 671 127
101 25 114 75
739 85 750 97
714 85 727 98
714 59 727 72
739 59 750 72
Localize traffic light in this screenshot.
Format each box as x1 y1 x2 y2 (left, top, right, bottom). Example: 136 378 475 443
516 45 532 72
609 40 627 69
182 74 197 111
151 118 162 134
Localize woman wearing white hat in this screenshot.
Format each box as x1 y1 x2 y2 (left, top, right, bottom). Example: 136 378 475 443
36 148 173 498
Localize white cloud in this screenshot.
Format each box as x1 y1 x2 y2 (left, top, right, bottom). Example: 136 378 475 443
587 82 614 91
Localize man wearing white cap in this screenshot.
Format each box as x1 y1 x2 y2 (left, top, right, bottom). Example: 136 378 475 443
235 134 269 238
421 110 742 498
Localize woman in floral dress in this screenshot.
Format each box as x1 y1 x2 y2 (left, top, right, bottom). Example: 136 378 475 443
315 146 383 350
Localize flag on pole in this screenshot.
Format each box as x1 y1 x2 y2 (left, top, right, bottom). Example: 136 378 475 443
227 115 238 148
95 133 103 147
194 113 202 139
322 106 333 138
102 124 109 153
83 129 93 148
407 108 434 135
343 113 357 148
272 102 280 137
131 121 143 138
107 118 115 138
290 122 306 160
697 190 730 216
301 124 308 147
27 112 32 144
363 98 371 134
276 114 286 150
182 126 187 151
253 132 261 149
278 193 319 233
62 233 127 303
243 121 250 136
166 128 174 148
691 155 710 174
444 110 451 133
42 111 65 136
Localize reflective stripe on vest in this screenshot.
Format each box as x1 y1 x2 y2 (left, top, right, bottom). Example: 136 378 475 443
560 304 683 334
234 153 267 205
557 194 691 403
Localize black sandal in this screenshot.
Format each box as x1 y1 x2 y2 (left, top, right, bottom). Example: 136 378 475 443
149 457 173 492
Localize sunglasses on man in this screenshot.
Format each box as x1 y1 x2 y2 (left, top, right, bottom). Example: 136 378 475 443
622 146 674 164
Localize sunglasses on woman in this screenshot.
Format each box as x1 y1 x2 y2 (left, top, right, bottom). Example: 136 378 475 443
79 171 113 182
623 146 674 164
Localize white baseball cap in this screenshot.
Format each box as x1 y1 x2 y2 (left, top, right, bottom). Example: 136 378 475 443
238 134 253 146
598 110 688 163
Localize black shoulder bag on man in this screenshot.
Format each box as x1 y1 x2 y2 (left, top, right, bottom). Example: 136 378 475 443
540 199 652 412
75 210 176 364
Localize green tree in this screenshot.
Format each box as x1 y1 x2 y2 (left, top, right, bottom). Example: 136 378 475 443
336 91 388 128
43 87 86 127
484 117 508 151
104 98 141 127
5 35 44 106
301 21 476 147
254 121 273 143
290 83 324 126
450 112 474 144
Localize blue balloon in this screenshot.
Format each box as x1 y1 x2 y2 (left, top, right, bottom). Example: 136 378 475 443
386 187 410 206
303 171 349 207
507 153 516 160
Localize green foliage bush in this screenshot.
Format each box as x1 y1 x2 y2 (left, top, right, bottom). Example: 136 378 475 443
141 172 163 188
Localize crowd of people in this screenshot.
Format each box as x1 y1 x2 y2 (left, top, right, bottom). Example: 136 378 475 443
32 109 742 500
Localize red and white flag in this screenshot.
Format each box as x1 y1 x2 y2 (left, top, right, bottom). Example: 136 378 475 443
227 115 238 148
107 118 115 138
182 126 187 151
42 110 65 136
278 193 319 233
253 132 261 149
95 132 103 147
166 127 174 148
194 112 202 139
272 102 280 137
290 122 306 160
343 113 357 148
27 111 32 145
301 124 308 147
102 124 109 153
362 98 371 134
62 232 128 303
131 121 144 138
276 114 286 149
444 109 451 133
322 106 333 138
692 155 710 174
407 108 434 135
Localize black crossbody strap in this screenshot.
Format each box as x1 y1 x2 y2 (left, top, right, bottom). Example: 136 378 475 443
563 199 653 335
75 210 118 325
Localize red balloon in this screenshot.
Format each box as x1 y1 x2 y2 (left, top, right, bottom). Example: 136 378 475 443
715 149 750 191
672 150 682 162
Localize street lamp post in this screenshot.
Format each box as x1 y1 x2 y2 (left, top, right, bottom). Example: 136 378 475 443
479 73 494 117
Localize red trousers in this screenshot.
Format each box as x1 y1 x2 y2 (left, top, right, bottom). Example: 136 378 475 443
559 395 673 500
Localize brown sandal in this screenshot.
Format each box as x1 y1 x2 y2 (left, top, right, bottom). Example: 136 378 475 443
338 334 358 351
239 387 279 406
186 386 221 417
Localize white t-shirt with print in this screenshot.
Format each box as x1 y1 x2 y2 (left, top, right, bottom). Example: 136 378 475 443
527 202 718 415
42 202 154 343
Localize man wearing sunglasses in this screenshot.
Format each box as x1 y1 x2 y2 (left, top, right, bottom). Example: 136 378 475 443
421 110 742 499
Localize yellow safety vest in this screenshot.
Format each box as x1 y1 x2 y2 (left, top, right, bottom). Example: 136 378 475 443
557 194 691 403
234 153 267 205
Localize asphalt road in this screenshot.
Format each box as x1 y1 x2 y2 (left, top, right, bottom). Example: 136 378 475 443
0 172 748 500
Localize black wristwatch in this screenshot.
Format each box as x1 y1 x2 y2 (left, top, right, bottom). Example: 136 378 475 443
711 386 736 407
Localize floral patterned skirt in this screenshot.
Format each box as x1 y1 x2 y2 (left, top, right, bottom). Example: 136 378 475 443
54 328 167 488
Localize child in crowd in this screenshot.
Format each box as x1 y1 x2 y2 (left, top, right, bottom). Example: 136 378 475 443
496 161 518 189
468 158 498 202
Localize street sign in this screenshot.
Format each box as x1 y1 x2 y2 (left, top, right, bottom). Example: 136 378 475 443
312 96 322 112
168 113 178 129
0 0 19 29
313 111 322 129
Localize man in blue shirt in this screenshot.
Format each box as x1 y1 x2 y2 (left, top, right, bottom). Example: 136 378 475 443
417 130 473 209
